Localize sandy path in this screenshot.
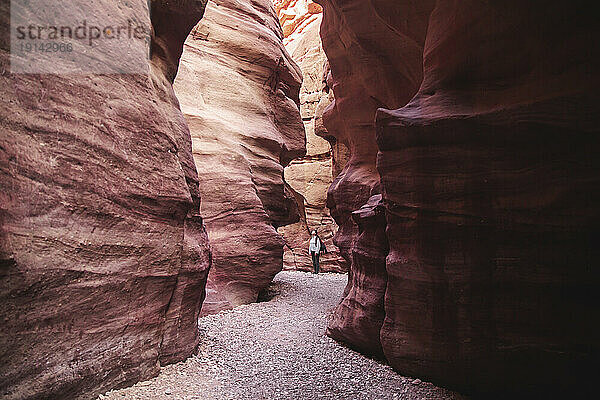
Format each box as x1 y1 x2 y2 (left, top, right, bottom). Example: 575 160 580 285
99 271 466 400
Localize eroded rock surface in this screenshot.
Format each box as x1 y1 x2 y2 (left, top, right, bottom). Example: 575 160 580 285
274 1 347 273
274 0 323 51
326 194 388 356
315 0 432 263
318 0 600 395
173 0 306 315
377 1 600 394
315 0 432 357
0 1 211 399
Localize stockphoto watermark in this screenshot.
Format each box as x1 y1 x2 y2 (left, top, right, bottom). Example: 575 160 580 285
10 0 152 74
15 20 148 47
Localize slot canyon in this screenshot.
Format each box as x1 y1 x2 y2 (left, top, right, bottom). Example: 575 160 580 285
1 0 598 399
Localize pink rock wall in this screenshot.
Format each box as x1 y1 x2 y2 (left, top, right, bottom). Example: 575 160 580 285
173 0 306 315
318 0 600 395
0 1 211 398
315 0 433 262
326 194 388 356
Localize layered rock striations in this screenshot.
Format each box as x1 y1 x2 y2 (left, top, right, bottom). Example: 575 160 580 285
326 194 388 356
376 1 600 394
173 0 306 315
319 0 600 395
315 0 433 263
0 1 211 399
316 0 433 355
274 1 348 272
274 0 323 51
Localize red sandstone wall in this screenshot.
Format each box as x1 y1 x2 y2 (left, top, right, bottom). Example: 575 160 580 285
173 0 306 315
314 0 434 262
0 1 211 398
319 0 600 395
315 0 433 357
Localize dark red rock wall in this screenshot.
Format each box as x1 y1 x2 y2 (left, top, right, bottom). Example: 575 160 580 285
315 0 433 366
314 0 434 263
378 1 600 394
320 0 600 395
0 1 211 399
326 194 388 357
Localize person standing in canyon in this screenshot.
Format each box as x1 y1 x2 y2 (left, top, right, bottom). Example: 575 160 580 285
309 230 327 274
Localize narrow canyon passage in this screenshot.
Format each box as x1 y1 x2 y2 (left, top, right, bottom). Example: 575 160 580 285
2 1 597 398
98 272 464 400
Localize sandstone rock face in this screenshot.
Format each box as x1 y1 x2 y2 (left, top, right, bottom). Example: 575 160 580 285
319 0 600 395
326 194 388 356
316 0 432 351
274 1 347 273
274 0 323 50
173 0 306 315
315 0 433 262
0 1 211 399
377 1 600 394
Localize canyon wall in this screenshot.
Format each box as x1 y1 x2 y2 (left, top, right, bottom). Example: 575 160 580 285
315 0 431 263
316 0 432 351
0 1 211 399
274 0 348 272
318 0 599 395
173 0 306 315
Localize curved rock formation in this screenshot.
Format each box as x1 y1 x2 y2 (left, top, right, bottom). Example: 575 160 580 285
319 0 600 395
326 194 388 356
0 1 211 399
274 1 348 273
173 0 306 315
315 0 432 353
274 0 323 49
315 0 433 262
376 1 600 395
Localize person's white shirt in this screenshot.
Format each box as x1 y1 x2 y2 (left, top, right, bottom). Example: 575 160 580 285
309 236 321 253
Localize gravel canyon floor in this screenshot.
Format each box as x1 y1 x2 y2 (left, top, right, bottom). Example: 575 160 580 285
99 272 466 400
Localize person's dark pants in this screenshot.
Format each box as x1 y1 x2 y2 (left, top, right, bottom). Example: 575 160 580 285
311 251 320 274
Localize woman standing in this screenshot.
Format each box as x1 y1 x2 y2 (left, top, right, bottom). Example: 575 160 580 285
309 230 326 274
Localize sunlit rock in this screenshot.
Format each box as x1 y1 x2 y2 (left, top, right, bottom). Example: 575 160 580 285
274 1 347 273
173 0 306 315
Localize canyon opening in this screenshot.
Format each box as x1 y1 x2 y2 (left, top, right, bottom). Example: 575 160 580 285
1 1 598 399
